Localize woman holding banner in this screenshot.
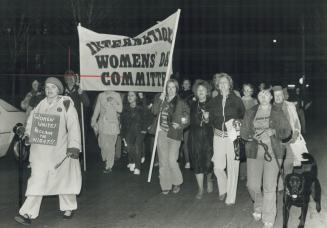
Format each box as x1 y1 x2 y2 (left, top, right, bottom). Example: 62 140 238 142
152 79 190 194
14 77 82 225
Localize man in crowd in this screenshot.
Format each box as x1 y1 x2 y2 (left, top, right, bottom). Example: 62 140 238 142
272 85 301 190
63 70 90 122
179 78 193 169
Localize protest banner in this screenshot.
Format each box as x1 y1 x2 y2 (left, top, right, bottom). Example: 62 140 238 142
29 113 60 146
78 10 180 92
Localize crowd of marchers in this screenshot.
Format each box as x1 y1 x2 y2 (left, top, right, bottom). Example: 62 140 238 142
14 71 310 228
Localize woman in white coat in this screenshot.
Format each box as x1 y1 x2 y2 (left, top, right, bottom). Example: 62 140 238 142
14 77 82 225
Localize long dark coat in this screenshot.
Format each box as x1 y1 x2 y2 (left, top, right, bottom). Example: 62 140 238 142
188 99 213 174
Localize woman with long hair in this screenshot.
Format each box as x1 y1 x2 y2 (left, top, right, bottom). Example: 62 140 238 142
152 79 190 194
121 91 147 175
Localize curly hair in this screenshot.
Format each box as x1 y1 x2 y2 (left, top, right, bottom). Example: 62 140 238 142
213 73 234 91
192 79 212 98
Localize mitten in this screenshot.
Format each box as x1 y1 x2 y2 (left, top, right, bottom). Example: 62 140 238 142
67 148 80 159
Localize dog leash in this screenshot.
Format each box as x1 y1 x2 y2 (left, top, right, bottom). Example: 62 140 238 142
258 140 273 162
270 142 285 180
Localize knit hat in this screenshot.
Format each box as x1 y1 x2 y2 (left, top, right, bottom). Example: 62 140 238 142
272 85 283 92
45 77 64 94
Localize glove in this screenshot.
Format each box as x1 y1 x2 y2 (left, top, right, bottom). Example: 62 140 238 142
24 136 30 146
67 148 80 159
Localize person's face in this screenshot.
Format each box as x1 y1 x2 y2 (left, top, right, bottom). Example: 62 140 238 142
197 85 207 101
259 83 266 91
45 83 59 98
214 76 219 89
127 92 137 104
167 82 177 98
243 85 253 97
32 81 39 91
283 89 289 100
64 75 75 86
296 88 300 95
274 90 284 104
218 77 230 93
258 91 272 105
138 92 144 99
182 80 191 90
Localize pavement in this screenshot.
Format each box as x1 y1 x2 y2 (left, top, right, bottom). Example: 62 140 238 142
1 119 327 228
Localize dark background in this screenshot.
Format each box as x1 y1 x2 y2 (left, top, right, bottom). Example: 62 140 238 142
0 0 326 116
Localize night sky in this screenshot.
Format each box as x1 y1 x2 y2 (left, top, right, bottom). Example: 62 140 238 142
0 0 326 99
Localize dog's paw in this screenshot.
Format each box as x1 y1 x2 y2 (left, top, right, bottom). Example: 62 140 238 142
316 203 321 212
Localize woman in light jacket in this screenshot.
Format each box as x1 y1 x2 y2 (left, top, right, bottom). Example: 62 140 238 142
152 79 190 195
15 77 82 225
91 90 122 173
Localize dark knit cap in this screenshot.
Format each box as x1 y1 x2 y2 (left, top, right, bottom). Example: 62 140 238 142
45 77 64 94
272 85 283 92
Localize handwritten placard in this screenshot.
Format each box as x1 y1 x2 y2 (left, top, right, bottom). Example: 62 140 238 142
30 113 60 146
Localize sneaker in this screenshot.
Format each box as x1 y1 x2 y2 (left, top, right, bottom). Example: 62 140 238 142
263 222 273 228
134 168 140 175
141 157 145 164
219 193 226 201
63 210 74 219
14 214 31 225
162 190 170 195
127 163 131 168
172 185 181 194
252 212 262 221
103 168 112 174
195 190 203 200
129 163 135 172
184 162 190 169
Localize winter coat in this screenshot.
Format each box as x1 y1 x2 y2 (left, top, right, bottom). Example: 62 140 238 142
25 96 82 196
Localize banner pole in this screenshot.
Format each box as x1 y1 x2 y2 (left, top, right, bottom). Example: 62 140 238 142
81 102 87 171
18 138 23 207
147 9 181 183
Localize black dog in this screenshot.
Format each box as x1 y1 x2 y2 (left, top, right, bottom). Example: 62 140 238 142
283 153 321 228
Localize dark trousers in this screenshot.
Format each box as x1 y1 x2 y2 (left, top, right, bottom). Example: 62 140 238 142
181 129 190 163
126 134 145 169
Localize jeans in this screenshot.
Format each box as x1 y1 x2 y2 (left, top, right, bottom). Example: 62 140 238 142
157 130 183 191
126 133 145 169
278 146 294 191
98 133 118 169
247 147 281 224
212 135 239 204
